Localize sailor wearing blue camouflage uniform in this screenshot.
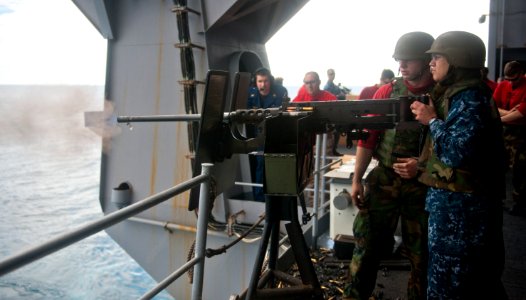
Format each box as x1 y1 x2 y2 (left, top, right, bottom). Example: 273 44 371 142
246 68 288 201
411 31 508 300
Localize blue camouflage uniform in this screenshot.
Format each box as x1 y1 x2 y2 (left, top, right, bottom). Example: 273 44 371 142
420 81 507 299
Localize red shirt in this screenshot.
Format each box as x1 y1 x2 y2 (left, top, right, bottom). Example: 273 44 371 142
357 77 434 149
484 78 498 92
357 84 392 149
358 84 379 100
493 76 526 117
292 85 337 102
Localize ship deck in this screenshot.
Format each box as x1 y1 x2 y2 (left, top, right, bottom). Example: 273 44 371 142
315 205 526 299
312 144 526 299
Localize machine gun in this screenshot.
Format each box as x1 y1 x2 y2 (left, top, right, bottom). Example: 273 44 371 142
189 70 427 299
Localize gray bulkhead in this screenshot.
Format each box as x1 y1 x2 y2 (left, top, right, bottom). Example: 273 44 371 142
74 1 308 298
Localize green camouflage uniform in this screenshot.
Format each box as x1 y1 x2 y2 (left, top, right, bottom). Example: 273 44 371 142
345 79 431 300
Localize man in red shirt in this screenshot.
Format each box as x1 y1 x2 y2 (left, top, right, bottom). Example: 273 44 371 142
358 69 395 100
292 71 340 154
493 60 526 215
292 71 337 102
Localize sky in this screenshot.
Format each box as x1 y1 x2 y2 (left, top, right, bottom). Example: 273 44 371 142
0 0 490 90
267 0 491 91
0 0 106 85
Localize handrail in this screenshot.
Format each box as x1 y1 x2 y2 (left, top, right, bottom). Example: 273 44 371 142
311 134 323 250
191 163 213 300
141 163 213 300
0 168 209 277
0 127 339 299
312 157 342 175
140 257 201 300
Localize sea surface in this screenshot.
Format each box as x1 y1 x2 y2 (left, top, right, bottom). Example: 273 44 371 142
0 85 172 299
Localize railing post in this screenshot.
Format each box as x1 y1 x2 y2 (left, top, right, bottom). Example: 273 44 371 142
191 163 213 300
320 132 328 223
312 134 322 250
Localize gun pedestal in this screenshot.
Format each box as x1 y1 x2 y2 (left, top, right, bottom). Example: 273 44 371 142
245 195 323 300
244 114 323 299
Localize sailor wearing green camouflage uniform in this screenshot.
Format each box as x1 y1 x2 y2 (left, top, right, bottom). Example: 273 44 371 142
343 32 435 300
411 31 508 300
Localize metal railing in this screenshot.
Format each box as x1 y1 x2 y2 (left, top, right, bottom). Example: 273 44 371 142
0 128 341 299
0 163 214 300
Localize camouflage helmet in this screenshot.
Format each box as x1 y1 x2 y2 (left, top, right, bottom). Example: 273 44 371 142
392 31 435 61
426 31 486 69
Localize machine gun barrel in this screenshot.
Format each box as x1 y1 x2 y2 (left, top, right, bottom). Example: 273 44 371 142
116 110 310 124
117 114 202 123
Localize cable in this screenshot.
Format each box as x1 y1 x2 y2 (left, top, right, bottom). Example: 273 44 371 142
205 214 265 258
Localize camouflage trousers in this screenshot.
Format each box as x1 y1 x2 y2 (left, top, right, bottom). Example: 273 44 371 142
503 125 526 207
426 189 507 300
343 165 428 300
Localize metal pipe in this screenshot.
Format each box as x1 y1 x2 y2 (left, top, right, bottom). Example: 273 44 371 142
304 187 329 194
140 164 214 300
234 181 263 187
140 256 200 300
499 0 506 79
312 157 342 175
318 199 331 211
129 217 197 233
279 234 289 248
311 134 322 250
0 173 208 277
192 163 213 300
128 217 225 238
320 133 328 219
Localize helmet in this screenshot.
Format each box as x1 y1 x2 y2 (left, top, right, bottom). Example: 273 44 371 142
426 31 486 69
392 31 435 61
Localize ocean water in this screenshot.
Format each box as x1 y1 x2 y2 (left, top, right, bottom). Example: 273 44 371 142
0 86 172 299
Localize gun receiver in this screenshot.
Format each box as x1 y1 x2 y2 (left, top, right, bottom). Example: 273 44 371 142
285 95 426 132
